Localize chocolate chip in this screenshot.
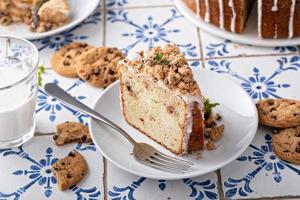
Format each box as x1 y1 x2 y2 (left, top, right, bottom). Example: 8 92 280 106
81 135 87 142
93 68 100 76
104 79 108 84
296 146 300 153
63 60 71 66
66 55 72 59
67 174 72 179
268 100 274 106
81 173 85 176
271 115 277 120
54 167 58 171
68 152 75 157
86 75 90 81
66 121 69 123
294 113 298 117
270 108 276 112
126 85 131 91
107 48 115 53
79 43 88 48
109 70 115 75
61 162 65 166
111 77 117 82
53 135 58 140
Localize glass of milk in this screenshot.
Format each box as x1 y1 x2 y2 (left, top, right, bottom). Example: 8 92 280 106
0 36 39 148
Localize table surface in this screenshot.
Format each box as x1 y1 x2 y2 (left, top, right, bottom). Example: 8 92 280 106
1 1 300 199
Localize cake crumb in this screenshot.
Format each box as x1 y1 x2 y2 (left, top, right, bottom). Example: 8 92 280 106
209 125 225 142
206 140 215 150
195 151 202 160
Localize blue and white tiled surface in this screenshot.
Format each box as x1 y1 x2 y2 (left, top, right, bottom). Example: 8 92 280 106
1 0 300 199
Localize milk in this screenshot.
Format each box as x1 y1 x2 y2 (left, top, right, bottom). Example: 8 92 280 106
0 63 37 141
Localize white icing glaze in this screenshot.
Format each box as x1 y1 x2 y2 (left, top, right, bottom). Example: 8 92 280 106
126 51 142 61
204 0 210 22
258 0 263 38
289 0 296 38
218 0 224 29
196 0 200 18
272 0 278 12
228 0 236 32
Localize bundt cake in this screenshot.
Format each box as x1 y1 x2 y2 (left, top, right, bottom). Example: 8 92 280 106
118 45 205 155
183 0 300 39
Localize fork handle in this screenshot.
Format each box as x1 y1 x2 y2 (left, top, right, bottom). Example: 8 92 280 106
44 83 136 145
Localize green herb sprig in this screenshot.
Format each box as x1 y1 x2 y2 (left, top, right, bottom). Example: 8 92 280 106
38 65 45 87
204 98 219 119
154 53 170 65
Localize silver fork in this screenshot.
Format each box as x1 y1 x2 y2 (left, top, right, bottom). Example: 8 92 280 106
44 83 193 174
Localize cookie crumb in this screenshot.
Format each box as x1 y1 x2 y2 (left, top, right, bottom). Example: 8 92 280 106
206 141 215 151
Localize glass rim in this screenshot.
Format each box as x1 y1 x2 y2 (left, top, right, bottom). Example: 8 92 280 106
0 35 39 91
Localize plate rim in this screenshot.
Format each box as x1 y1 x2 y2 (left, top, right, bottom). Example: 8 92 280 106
174 0 300 47
89 68 258 180
0 0 99 40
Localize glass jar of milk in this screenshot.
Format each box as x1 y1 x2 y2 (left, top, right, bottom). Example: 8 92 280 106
0 36 39 148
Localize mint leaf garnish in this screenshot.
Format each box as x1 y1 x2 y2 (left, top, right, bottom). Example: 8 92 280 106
154 53 170 65
38 65 45 87
204 98 219 119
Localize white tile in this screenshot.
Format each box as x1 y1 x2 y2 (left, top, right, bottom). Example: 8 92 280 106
204 55 300 198
106 6 201 59
200 30 299 59
106 0 173 8
107 162 219 200
0 135 103 199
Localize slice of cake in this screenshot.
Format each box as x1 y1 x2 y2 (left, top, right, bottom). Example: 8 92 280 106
118 45 205 155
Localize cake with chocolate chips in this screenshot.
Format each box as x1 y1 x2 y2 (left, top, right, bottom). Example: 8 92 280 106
118 45 205 155
0 0 70 32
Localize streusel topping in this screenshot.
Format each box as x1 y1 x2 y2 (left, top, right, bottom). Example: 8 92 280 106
119 44 201 96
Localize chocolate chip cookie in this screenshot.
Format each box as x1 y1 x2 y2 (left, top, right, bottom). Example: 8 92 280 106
75 47 125 88
51 42 94 77
53 122 92 146
256 99 300 128
52 151 88 191
272 126 300 165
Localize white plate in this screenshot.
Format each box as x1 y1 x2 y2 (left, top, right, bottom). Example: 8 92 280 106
174 0 300 47
89 69 258 180
0 0 99 40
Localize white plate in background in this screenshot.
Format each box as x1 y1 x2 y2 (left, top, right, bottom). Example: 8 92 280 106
0 0 99 40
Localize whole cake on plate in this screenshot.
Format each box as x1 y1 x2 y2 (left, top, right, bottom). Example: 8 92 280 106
118 45 205 155
183 0 300 39
0 0 70 32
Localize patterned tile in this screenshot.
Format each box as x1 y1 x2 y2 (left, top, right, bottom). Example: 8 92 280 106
204 55 300 199
106 0 173 8
200 30 299 59
0 135 103 200
105 6 201 59
36 70 102 133
107 162 219 200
